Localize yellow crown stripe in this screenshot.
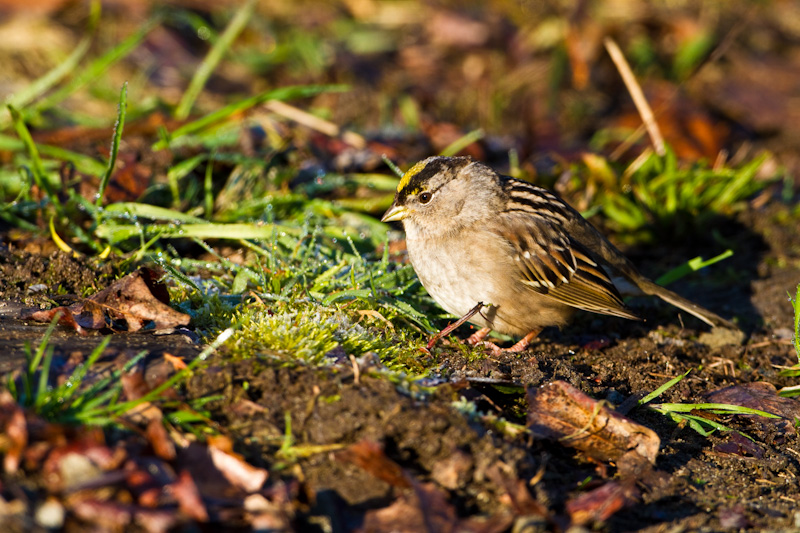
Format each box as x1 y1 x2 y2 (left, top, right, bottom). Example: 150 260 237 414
397 160 428 192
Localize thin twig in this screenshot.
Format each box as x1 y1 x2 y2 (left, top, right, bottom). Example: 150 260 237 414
604 37 665 156
425 301 485 351
608 9 752 161
265 100 366 149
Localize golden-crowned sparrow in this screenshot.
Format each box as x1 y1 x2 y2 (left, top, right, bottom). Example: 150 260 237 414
381 156 735 352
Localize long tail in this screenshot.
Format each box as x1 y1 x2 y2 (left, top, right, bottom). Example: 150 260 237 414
635 278 737 329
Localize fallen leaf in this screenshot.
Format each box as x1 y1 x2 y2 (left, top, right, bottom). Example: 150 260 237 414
361 480 458 533
713 432 765 459
706 382 800 439
163 352 187 370
566 481 640 526
484 463 549 519
170 470 208 522
125 458 176 505
121 369 165 425
2 405 27 473
207 445 268 493
70 499 132 529
133 507 180 533
25 307 87 335
336 440 411 489
706 382 800 421
527 381 660 464
145 419 175 461
24 267 190 333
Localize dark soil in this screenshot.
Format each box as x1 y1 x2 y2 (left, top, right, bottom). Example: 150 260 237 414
181 204 799 531
0 202 798 532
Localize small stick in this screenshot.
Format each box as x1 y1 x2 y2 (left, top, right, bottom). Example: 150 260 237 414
426 302 485 351
264 100 366 149
604 37 666 156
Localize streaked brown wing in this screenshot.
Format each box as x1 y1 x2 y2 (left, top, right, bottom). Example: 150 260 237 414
495 207 639 320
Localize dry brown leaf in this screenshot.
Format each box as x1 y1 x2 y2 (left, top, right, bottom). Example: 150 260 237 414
24 267 190 333
207 445 268 493
527 381 660 465
712 432 765 459
25 307 87 335
361 480 459 533
706 382 800 439
484 463 549 519
566 481 640 526
0 391 27 473
121 369 165 425
163 352 187 370
706 382 800 422
145 419 175 461
171 470 208 522
336 440 411 489
70 499 132 529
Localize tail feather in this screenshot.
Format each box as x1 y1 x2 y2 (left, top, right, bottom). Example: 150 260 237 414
635 278 737 329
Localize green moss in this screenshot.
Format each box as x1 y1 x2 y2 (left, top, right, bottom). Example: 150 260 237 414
226 301 423 368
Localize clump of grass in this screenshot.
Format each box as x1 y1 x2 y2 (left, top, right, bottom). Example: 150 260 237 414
778 284 800 398
576 148 774 244
185 226 437 370
8 314 137 425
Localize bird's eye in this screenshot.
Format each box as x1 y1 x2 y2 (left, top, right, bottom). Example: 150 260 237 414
418 192 432 204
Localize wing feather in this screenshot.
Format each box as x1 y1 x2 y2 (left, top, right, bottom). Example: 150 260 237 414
494 189 639 320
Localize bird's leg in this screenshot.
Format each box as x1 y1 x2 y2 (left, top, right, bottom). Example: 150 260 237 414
426 302 485 351
466 328 509 356
469 328 542 355
504 328 543 353
466 327 491 345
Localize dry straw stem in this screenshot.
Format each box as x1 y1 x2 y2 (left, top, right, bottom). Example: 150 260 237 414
603 37 666 157
264 100 366 149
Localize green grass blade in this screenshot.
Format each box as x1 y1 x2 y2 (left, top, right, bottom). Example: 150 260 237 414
639 369 691 405
167 154 206 208
793 284 800 363
650 402 780 418
7 105 50 197
709 154 767 211
41 146 107 176
439 128 484 157
95 221 292 244
174 0 257 120
35 346 55 410
96 83 127 207
155 84 346 149
204 156 214 218
100 202 207 223
655 250 734 286
0 134 106 176
382 155 404 178
53 336 112 405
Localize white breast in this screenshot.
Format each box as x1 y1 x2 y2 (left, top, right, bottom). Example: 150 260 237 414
405 232 502 328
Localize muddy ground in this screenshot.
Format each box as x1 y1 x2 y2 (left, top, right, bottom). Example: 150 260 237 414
1 199 799 532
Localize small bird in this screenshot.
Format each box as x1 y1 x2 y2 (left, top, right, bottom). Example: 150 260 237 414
381 156 735 352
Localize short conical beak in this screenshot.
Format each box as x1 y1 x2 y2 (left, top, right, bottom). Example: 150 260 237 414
381 203 409 223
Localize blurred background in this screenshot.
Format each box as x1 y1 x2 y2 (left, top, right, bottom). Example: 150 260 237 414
2 0 798 170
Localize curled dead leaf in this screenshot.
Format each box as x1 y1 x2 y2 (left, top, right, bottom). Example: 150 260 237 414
527 381 660 465
23 268 190 333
